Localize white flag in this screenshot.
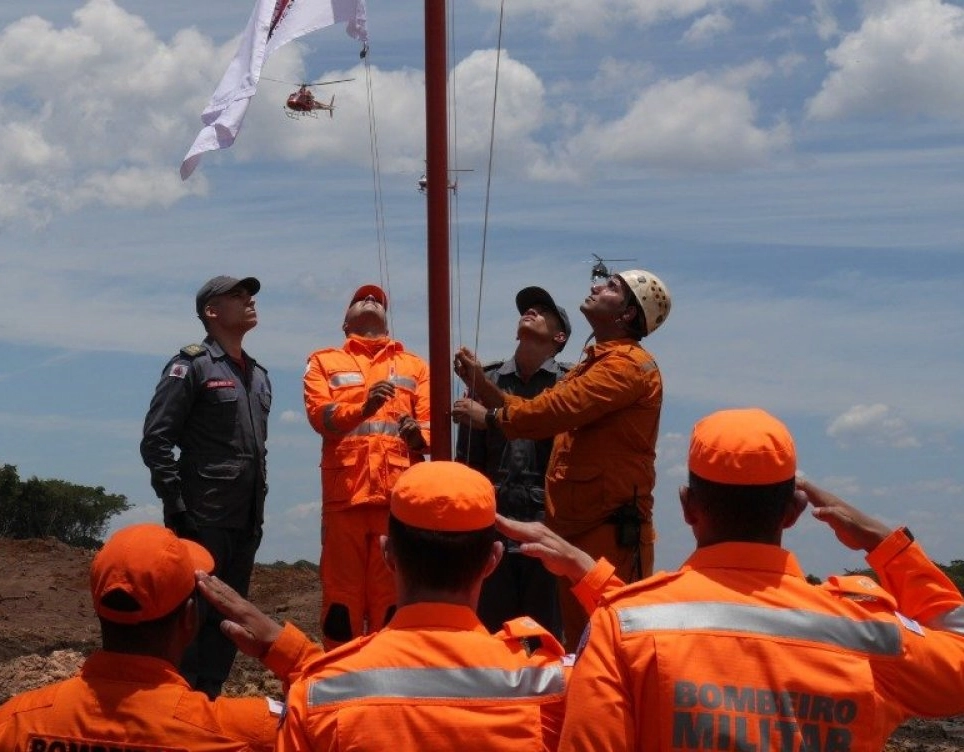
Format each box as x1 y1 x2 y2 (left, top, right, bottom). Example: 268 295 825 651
180 0 368 180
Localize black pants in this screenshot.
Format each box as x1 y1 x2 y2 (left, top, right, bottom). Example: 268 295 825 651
181 525 261 698
477 547 562 640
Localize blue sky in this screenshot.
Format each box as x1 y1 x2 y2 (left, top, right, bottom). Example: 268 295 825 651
1 0 962 580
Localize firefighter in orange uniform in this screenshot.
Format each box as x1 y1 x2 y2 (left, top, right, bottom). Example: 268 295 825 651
304 283 430 649
0 524 313 752
454 269 671 650
560 408 964 752
278 461 623 752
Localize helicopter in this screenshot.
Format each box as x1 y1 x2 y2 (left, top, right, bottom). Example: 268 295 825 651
587 253 634 282
264 77 355 119
416 168 474 194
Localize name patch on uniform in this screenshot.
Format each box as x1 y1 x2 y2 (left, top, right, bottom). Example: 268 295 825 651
27 735 188 752
205 380 236 390
167 364 188 379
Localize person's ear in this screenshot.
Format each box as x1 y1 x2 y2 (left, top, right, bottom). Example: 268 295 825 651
380 535 397 573
179 593 200 642
781 482 807 530
482 540 504 579
679 485 696 525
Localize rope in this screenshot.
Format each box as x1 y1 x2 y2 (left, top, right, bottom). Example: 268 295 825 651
363 46 395 336
449 0 464 362
470 0 507 371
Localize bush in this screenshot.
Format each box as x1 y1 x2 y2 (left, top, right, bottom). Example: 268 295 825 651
0 464 130 549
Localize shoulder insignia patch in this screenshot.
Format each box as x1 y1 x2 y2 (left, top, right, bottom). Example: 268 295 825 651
180 343 206 358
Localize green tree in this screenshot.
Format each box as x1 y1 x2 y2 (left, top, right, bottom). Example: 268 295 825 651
0 464 129 548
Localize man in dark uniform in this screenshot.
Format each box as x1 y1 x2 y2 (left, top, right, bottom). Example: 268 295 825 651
140 274 271 698
455 286 570 638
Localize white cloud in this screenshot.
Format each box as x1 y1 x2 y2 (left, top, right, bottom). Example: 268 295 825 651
826 404 920 449
560 65 791 172
279 410 303 424
807 0 964 120
0 0 215 222
684 12 734 44
473 0 765 40
811 0 841 41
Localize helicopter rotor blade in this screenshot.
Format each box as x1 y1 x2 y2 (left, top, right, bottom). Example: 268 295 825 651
305 77 357 87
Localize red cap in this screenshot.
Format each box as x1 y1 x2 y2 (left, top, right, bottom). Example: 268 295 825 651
90 524 214 625
391 461 496 532
349 284 388 310
689 408 796 485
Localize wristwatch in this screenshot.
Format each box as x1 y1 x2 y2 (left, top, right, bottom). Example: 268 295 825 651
485 407 498 430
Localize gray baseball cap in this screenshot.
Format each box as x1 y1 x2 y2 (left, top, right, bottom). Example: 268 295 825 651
196 276 260 318
516 286 572 347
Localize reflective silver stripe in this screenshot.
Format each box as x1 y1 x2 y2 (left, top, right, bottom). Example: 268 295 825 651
618 602 902 656
927 605 964 636
307 665 565 708
330 372 364 388
349 420 399 437
390 375 417 390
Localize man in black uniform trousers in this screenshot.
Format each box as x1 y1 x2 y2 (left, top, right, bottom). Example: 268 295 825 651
141 274 271 698
455 286 571 638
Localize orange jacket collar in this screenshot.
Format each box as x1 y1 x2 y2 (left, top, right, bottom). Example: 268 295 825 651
386 602 490 635
682 542 806 579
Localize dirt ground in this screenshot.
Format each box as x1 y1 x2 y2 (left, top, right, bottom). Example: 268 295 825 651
1 536 961 751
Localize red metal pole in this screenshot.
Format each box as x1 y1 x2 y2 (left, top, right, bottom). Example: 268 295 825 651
425 0 452 459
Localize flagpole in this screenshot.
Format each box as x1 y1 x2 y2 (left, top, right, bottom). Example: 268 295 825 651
425 0 452 460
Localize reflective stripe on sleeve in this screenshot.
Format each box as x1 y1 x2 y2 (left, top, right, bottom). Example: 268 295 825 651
307 664 565 708
617 602 902 656
322 404 343 433
927 605 964 636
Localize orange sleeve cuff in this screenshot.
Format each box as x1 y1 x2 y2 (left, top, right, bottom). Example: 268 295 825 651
263 622 320 684
866 527 915 571
571 558 621 615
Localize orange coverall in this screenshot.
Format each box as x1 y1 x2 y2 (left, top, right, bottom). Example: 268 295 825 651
499 338 662 647
278 559 622 752
560 528 964 752
304 334 431 647
0 622 313 752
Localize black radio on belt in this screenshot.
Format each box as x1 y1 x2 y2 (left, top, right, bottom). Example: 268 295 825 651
608 502 643 548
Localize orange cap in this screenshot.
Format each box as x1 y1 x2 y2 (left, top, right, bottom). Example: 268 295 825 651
689 408 796 485
349 284 388 310
390 461 496 532
90 524 214 625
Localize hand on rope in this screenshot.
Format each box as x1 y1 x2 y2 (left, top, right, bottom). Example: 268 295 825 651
453 347 504 408
362 379 395 417
398 413 426 451
453 347 484 386
451 397 487 429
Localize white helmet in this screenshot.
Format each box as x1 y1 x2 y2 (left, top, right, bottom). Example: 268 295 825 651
613 269 671 336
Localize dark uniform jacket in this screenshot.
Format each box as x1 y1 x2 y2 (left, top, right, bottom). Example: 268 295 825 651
456 356 569 521
141 336 271 530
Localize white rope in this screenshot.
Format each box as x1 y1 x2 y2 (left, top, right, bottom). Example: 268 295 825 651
472 0 507 360
362 46 394 335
